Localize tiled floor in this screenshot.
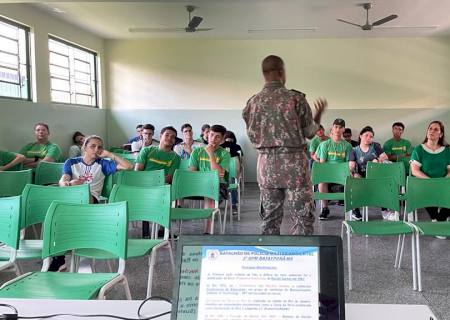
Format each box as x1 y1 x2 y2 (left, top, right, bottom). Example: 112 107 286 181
1 183 449 320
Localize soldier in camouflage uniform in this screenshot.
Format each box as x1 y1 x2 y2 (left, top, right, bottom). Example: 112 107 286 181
243 55 327 235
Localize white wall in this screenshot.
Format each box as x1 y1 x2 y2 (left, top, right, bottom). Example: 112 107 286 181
105 37 450 181
0 4 107 156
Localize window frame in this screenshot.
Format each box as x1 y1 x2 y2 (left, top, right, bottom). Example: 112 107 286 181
0 15 31 101
48 35 99 108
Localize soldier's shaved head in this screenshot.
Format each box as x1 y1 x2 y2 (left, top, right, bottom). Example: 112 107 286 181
262 55 286 84
262 55 284 73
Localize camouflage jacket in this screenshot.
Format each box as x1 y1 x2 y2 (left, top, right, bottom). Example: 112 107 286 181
243 81 317 152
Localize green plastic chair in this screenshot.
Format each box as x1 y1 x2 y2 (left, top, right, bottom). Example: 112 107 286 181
170 169 221 234
404 176 450 292
0 201 131 300
0 184 90 266
116 169 165 187
0 170 32 197
342 176 416 290
223 157 241 231
75 184 174 298
366 161 407 212
34 161 64 185
311 162 350 206
0 196 21 275
179 158 190 171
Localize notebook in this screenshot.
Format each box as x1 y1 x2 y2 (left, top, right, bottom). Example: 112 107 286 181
171 235 345 320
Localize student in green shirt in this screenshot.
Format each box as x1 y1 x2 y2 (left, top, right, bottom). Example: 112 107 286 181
383 122 413 172
410 121 450 223
135 126 181 184
190 124 230 234
309 124 329 162
20 123 62 169
0 150 25 171
317 118 353 220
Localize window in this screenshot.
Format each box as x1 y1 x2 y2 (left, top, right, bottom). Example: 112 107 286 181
0 16 31 100
49 36 98 107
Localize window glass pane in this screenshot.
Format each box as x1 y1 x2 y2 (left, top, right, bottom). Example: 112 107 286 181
75 82 91 95
51 90 70 103
49 39 69 55
49 36 97 107
74 70 90 83
0 51 19 68
75 94 91 106
50 64 70 79
49 52 69 68
0 20 18 39
51 77 70 92
0 37 18 54
0 17 30 100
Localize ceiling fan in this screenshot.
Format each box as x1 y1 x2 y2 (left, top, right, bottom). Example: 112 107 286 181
129 5 213 33
337 3 398 30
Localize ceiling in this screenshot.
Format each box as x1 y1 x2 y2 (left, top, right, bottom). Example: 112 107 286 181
11 0 450 39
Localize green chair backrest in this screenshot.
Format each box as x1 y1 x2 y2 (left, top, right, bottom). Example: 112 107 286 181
405 176 450 213
171 169 220 202
366 162 406 188
229 157 239 180
344 176 400 213
100 172 119 199
0 196 21 250
108 147 130 154
116 170 165 187
311 162 350 185
110 184 171 228
21 184 90 229
34 161 64 185
0 170 32 197
42 201 128 259
179 159 190 171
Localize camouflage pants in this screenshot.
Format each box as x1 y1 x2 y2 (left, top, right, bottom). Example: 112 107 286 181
260 187 315 235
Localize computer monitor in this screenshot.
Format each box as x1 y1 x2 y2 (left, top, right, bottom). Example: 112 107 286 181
171 235 345 320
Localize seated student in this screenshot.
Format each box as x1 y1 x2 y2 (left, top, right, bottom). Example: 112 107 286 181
410 121 450 225
20 123 62 169
343 128 358 147
309 124 329 162
60 135 133 202
128 124 143 143
68 131 85 158
54 135 132 272
195 124 210 144
131 123 159 153
174 123 203 159
383 122 413 173
135 126 181 238
316 118 353 220
221 130 243 158
349 126 388 220
189 124 231 233
0 150 25 171
135 126 181 183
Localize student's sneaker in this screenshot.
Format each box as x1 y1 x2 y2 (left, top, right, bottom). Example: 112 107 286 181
381 210 392 220
48 256 66 272
319 207 330 220
431 220 447 239
351 209 362 221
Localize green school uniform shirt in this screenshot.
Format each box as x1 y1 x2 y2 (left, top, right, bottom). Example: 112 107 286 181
316 139 352 163
0 150 17 166
19 142 62 162
136 146 180 175
189 146 231 183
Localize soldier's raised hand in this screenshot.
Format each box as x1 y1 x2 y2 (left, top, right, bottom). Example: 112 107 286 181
313 98 327 124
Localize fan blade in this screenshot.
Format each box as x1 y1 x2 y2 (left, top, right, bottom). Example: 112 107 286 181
337 19 362 28
188 16 203 29
372 14 398 26
129 27 185 33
